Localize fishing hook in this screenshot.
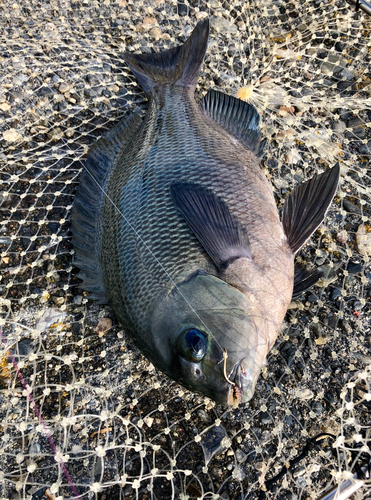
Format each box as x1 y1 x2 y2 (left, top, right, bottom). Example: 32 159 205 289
223 349 235 386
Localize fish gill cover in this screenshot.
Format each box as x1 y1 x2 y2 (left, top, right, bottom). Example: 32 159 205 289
0 1 371 499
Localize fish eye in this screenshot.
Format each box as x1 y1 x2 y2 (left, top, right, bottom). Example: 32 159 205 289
178 329 207 362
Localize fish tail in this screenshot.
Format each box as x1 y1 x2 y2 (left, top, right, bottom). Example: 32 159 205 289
123 19 209 93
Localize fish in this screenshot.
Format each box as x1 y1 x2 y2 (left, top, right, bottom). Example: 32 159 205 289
71 20 340 406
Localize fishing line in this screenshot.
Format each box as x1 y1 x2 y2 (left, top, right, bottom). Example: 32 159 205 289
79 159 227 358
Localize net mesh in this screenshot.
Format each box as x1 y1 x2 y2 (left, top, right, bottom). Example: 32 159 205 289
1 0 371 499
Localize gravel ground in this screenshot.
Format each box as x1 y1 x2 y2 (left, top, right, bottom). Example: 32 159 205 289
1 1 371 499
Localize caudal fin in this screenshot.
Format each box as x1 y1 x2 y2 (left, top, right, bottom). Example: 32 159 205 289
124 19 209 93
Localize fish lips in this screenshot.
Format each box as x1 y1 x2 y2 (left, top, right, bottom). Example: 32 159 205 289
227 358 260 405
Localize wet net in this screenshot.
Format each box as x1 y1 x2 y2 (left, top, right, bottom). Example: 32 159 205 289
1 0 371 499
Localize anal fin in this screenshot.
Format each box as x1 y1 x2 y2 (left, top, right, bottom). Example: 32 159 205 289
292 264 323 299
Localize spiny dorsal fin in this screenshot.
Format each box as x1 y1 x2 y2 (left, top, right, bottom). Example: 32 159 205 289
71 111 143 303
282 164 340 254
170 181 251 271
200 90 267 158
124 20 209 93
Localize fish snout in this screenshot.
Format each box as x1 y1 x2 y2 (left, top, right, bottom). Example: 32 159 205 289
230 357 257 404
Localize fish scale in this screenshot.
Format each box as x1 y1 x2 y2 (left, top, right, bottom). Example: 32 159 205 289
72 20 340 405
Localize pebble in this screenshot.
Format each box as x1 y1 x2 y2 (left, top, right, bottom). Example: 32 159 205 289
149 27 161 38
336 230 348 243
358 142 371 155
353 300 364 311
11 338 34 361
52 296 65 306
0 102 10 111
3 128 22 142
59 82 70 93
232 465 246 481
197 409 212 423
73 295 83 305
312 402 323 415
332 120 346 133
347 117 363 128
143 16 156 25
29 443 41 454
84 86 104 98
211 16 238 36
347 261 363 274
235 449 247 463
107 84 119 93
341 68 355 80
284 414 293 426
307 294 318 303
330 287 342 301
356 224 371 256
343 198 361 215
47 127 64 141
260 411 272 424
96 317 113 337
297 388 314 400
351 127 365 139
36 308 66 332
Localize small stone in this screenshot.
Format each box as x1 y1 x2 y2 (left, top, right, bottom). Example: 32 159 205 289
3 128 22 142
211 16 238 36
260 411 272 424
29 443 41 454
48 127 64 141
330 287 342 301
73 295 83 305
53 296 65 306
336 230 348 243
96 317 113 337
149 27 161 38
352 127 365 139
358 142 371 155
341 68 355 80
143 16 156 25
312 402 323 415
0 102 11 112
107 84 119 93
356 225 371 256
197 409 212 423
347 261 363 274
347 117 363 129
353 300 364 311
232 465 245 481
343 198 361 215
284 414 293 426
298 388 314 400
332 120 346 134
235 449 247 463
59 82 71 93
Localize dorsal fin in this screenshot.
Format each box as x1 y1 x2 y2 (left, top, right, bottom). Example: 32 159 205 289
200 90 267 158
71 112 143 303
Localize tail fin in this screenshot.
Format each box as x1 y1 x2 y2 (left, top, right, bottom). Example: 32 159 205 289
124 19 209 94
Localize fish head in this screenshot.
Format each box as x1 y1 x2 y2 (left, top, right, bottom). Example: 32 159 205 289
151 272 271 406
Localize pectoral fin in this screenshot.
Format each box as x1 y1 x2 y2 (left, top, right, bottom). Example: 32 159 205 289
170 181 251 270
292 265 323 299
282 164 340 254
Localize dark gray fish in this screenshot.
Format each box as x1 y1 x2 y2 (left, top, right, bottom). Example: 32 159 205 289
71 20 339 406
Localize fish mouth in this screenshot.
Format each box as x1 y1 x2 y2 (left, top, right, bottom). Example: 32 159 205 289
226 359 256 406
